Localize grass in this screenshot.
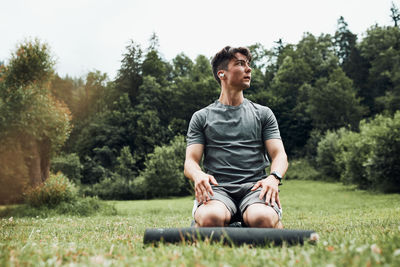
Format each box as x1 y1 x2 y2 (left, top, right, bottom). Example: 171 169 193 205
1 180 400 266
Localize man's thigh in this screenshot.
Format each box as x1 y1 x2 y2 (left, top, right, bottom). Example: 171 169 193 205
239 186 283 221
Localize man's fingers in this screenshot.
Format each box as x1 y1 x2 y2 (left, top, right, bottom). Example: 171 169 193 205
195 188 200 203
195 185 204 203
276 194 281 209
252 181 261 191
209 175 218 186
199 185 207 201
204 182 214 196
271 193 276 207
259 186 267 200
265 190 272 205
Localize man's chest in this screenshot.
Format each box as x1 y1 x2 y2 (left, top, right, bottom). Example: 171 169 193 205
204 109 262 143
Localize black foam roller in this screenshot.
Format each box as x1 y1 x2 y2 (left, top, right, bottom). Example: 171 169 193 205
144 227 317 246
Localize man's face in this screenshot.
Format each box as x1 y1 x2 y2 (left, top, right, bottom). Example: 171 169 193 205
224 53 252 90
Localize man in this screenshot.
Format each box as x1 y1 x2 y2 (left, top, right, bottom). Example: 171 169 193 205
184 46 288 228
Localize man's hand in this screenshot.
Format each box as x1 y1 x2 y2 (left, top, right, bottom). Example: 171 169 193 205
193 171 218 204
251 176 281 208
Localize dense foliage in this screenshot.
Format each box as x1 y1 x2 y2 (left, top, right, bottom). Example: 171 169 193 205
315 111 400 192
0 39 72 204
49 19 400 198
1 9 399 200
24 172 78 208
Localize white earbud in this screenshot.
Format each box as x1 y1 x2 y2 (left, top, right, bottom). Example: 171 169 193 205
219 73 224 77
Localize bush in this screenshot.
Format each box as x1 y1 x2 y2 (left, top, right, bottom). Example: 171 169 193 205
363 111 400 192
315 111 400 192
82 173 132 200
338 127 371 188
51 153 83 184
304 129 323 161
0 172 117 217
25 172 78 208
137 135 190 198
315 130 342 181
285 158 320 180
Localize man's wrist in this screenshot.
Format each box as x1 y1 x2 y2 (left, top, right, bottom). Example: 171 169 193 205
193 170 206 182
265 175 280 186
270 171 283 185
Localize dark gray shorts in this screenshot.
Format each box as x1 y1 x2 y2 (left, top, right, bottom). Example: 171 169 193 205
192 182 283 222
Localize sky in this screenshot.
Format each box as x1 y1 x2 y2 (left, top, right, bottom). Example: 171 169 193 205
1 0 398 80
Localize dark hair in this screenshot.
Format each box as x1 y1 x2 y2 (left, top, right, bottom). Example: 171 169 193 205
211 46 252 85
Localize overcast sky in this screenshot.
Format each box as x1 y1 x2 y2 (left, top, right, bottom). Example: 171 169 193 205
1 0 398 80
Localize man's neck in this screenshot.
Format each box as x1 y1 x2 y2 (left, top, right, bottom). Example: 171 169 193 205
218 86 244 106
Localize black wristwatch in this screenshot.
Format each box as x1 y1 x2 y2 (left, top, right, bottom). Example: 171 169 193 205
270 171 283 185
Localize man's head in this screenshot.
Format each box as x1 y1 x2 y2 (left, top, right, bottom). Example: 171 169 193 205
211 46 252 86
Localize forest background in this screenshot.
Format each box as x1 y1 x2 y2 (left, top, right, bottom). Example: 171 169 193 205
1 6 400 204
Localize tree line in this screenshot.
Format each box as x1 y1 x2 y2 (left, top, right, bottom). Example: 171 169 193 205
1 10 400 203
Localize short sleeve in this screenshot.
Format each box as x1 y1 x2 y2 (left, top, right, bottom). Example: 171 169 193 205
261 107 281 141
186 110 206 146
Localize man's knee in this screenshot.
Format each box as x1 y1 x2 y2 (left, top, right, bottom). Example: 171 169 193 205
250 213 276 228
243 204 280 228
195 201 231 227
198 211 225 227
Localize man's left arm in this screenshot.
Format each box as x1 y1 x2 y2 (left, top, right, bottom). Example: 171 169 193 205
251 139 288 208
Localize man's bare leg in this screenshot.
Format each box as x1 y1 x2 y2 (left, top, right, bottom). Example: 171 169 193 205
243 203 283 228
194 200 231 227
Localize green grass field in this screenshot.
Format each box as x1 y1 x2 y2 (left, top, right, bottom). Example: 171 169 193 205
1 180 400 266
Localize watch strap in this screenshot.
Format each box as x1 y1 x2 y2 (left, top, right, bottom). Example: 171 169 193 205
270 171 283 185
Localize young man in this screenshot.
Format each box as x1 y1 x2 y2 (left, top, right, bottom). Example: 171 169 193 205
184 46 288 228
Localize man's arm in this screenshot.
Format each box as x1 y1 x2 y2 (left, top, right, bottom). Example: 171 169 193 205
251 138 288 208
184 144 218 204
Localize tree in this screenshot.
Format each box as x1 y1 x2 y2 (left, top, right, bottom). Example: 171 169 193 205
0 39 71 203
172 53 193 78
67 71 110 122
268 55 313 155
142 33 172 87
115 40 143 103
334 16 357 65
306 68 366 132
333 16 370 108
49 74 75 111
358 25 400 114
390 1 400 27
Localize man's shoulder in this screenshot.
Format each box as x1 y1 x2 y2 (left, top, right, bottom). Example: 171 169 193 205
245 99 273 115
193 101 218 116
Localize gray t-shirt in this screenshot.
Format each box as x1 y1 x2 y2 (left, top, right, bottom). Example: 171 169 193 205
187 98 281 184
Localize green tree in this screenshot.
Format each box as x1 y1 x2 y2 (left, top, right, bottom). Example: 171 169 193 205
390 1 400 27
306 68 366 131
74 71 109 121
268 55 313 155
115 146 137 180
333 16 370 109
0 39 71 203
172 53 193 78
334 16 357 65
358 25 400 114
115 40 143 103
142 33 172 87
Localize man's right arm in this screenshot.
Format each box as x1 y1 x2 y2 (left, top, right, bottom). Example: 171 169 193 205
184 144 218 204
